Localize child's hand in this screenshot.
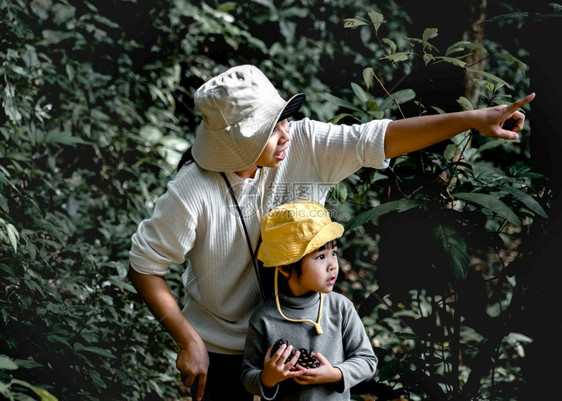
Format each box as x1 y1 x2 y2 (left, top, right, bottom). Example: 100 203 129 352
260 343 306 388
292 352 342 385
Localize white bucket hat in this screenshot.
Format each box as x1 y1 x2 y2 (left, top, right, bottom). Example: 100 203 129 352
191 65 305 172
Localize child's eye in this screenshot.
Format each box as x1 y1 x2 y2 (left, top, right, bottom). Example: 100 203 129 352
316 254 325 260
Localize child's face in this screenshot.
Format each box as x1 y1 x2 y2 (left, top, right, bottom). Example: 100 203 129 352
289 245 339 296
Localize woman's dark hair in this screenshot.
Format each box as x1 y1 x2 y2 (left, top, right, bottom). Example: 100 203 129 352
177 148 194 172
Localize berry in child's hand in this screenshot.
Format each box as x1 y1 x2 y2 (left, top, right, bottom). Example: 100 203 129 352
271 338 319 368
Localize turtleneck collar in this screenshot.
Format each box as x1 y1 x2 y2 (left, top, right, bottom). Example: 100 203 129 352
274 267 324 335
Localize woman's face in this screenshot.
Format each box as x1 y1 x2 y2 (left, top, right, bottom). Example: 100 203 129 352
255 119 291 168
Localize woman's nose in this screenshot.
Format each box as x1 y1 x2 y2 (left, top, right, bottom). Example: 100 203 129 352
279 128 290 144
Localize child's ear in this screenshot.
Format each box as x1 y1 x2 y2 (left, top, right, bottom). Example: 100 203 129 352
277 265 291 279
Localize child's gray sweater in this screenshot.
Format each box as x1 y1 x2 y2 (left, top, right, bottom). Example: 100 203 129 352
241 288 377 400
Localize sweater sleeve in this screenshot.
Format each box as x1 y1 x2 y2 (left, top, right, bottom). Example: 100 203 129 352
129 170 198 276
333 297 378 392
241 310 280 400
291 118 391 185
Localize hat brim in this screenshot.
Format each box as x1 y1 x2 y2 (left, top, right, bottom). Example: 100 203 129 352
303 221 344 258
192 93 305 172
278 93 305 122
258 221 344 267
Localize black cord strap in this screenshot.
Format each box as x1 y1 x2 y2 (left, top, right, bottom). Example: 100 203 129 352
220 172 265 300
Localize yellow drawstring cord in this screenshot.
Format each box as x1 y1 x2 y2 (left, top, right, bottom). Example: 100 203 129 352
274 267 324 335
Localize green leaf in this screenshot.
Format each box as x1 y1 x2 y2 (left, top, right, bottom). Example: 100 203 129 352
486 11 529 23
44 130 89 146
0 355 18 370
367 11 385 32
52 3 75 25
381 52 410 63
379 89 416 110
365 100 379 112
279 19 296 42
381 38 397 54
431 102 448 113
478 138 506 152
108 276 137 293
73 342 116 359
423 53 435 65
422 27 438 43
140 125 163 144
46 334 72 349
13 359 42 369
454 192 521 228
465 67 513 90
2 83 22 123
320 93 363 113
351 82 369 104
10 65 26 75
32 387 59 401
433 224 470 279
456 96 474 111
281 6 309 19
343 17 369 28
363 67 375 91
390 89 416 104
445 40 487 56
443 143 458 161
435 56 467 68
41 29 75 45
495 52 527 72
6 222 19 252
367 110 386 120
501 186 548 218
376 358 400 381
333 182 348 203
346 199 421 230
328 113 360 124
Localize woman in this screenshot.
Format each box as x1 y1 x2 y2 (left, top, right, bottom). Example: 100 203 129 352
128 64 534 401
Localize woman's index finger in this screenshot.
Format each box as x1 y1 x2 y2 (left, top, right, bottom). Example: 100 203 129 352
508 92 536 112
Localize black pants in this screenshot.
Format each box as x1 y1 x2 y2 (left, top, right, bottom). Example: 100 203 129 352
191 352 254 401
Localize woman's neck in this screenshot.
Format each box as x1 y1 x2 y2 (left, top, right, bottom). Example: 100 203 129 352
235 165 258 179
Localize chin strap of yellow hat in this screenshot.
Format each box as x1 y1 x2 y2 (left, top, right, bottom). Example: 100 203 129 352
274 267 324 335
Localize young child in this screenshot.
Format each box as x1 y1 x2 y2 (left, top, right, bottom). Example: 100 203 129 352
241 200 377 400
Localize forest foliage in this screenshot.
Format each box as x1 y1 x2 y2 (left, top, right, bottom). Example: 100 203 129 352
1 0 558 400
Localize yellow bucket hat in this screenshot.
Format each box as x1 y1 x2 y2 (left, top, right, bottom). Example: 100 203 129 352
258 200 344 267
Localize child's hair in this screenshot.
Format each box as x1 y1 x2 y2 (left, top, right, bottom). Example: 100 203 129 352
280 239 338 278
